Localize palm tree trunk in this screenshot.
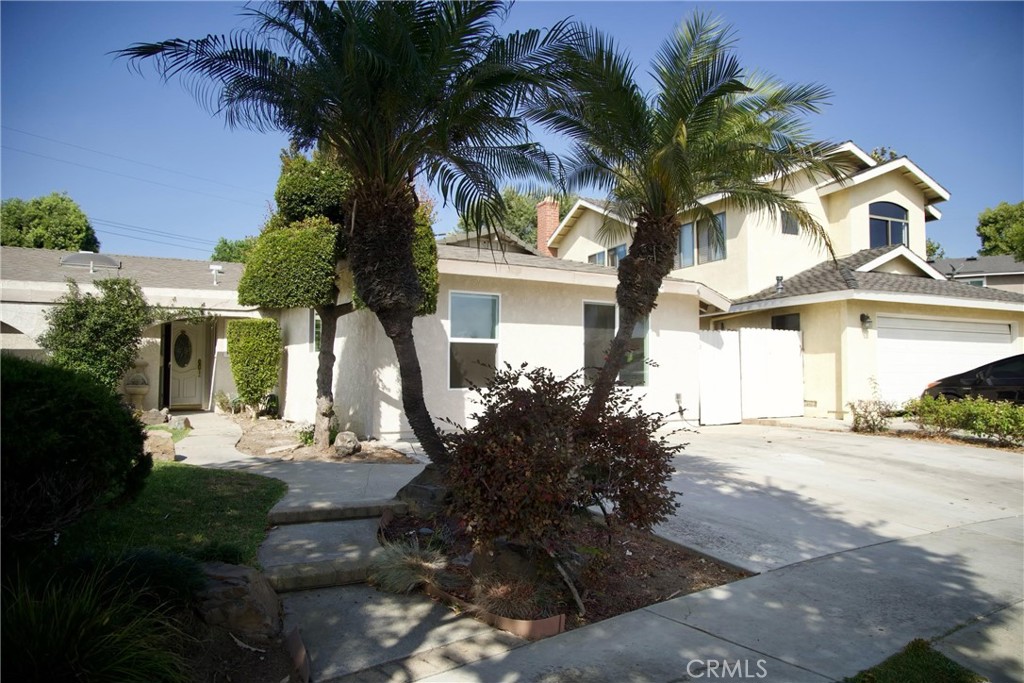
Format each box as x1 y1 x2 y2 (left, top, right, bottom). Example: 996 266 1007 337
583 214 680 421
347 185 449 469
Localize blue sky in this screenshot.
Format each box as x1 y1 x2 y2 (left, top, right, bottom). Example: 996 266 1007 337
2 1 1021 260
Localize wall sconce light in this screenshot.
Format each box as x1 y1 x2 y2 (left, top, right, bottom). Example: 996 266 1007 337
860 313 873 330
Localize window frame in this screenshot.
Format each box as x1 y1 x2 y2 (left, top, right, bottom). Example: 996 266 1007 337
696 212 726 264
582 300 649 387
588 251 606 266
308 309 323 352
606 244 627 268
781 211 800 236
868 201 910 248
447 290 501 391
676 222 695 269
962 277 986 287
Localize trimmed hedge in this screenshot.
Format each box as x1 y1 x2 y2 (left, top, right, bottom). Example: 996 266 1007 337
1 356 151 547
226 318 282 413
904 394 1024 447
237 217 338 308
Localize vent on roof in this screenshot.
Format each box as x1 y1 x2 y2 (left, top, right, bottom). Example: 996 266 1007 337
775 275 784 294
966 256 977 261
59 251 122 274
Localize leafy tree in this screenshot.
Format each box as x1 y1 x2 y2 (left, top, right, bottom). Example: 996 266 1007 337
0 192 100 252
210 236 256 263
38 279 151 392
976 201 1024 261
455 188 578 245
533 14 846 418
869 146 899 163
926 238 945 260
119 1 575 474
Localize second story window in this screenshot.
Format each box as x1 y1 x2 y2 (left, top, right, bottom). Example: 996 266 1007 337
869 202 909 248
588 251 606 266
607 244 627 267
676 222 695 268
782 211 800 235
697 213 726 264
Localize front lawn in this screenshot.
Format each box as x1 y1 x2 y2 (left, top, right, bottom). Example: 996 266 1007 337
844 639 986 683
58 461 287 566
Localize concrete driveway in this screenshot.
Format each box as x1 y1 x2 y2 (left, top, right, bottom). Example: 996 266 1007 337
658 423 1022 574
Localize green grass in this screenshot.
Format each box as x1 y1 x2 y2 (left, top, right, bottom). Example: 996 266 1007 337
146 424 192 443
844 639 986 683
58 462 287 566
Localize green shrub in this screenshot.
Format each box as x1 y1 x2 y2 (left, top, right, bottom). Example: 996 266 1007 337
1 357 151 549
445 364 680 553
904 395 1024 447
2 566 187 682
37 278 152 392
237 217 340 308
226 318 282 415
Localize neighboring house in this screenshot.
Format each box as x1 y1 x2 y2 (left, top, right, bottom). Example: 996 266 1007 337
0 243 729 439
930 254 1024 294
538 141 1024 419
0 246 254 411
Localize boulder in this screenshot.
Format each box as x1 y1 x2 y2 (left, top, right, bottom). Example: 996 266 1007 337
332 431 362 457
139 409 167 426
197 562 282 638
168 415 192 431
145 430 176 461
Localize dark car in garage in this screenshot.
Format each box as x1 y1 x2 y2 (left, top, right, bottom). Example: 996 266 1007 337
924 354 1024 404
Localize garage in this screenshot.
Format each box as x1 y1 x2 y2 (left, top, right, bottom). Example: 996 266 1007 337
876 315 1016 404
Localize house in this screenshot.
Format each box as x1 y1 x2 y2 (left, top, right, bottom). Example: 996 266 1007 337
540 142 1024 419
0 246 254 411
930 254 1024 294
0 243 728 439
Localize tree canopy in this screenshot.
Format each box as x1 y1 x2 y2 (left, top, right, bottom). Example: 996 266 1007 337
0 192 100 252
455 188 578 244
211 236 256 263
976 201 1024 261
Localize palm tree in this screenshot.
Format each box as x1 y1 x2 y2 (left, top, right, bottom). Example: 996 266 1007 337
119 1 576 468
533 14 849 419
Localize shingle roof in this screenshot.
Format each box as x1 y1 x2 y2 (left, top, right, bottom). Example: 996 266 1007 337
0 246 243 290
930 254 1024 277
735 246 1024 306
439 228 539 255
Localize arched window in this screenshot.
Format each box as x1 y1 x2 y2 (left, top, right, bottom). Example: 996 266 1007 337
869 202 909 248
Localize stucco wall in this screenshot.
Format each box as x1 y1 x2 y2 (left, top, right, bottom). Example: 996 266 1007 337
290 274 702 441
558 211 631 263
975 274 1024 295
845 174 928 257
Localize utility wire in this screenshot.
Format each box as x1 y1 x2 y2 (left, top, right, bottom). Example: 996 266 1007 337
2 125 268 196
90 216 219 247
2 145 266 208
93 227 212 254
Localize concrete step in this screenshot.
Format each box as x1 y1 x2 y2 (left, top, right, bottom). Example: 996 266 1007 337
282 584 525 683
268 498 407 526
260 518 384 592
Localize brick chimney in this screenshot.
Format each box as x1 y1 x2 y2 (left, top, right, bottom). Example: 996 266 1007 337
535 196 560 257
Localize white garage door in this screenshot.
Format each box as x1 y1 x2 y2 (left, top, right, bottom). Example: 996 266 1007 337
876 316 1015 404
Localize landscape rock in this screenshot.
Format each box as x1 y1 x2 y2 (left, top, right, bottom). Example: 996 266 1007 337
139 408 168 426
144 430 176 461
197 562 282 638
332 431 362 457
168 415 192 431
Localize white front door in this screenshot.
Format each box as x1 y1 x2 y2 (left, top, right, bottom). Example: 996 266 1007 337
170 322 205 409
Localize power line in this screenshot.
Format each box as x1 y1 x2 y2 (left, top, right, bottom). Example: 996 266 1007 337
2 125 269 196
90 216 218 247
93 227 212 254
2 145 266 208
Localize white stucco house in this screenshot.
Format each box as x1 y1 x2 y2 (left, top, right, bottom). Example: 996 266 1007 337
541 141 1024 419
0 243 728 439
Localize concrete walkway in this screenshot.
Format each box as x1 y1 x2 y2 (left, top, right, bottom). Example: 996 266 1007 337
175 413 1023 682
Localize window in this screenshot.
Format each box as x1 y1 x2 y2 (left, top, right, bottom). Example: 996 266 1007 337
782 211 799 235
588 251 606 266
963 278 986 287
989 356 1024 380
607 244 627 267
869 202 909 248
771 313 801 331
676 222 695 268
583 302 648 387
449 292 499 389
309 310 322 351
697 213 726 264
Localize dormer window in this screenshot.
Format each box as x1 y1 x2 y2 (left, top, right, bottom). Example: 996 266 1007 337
869 202 909 248
675 213 726 268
